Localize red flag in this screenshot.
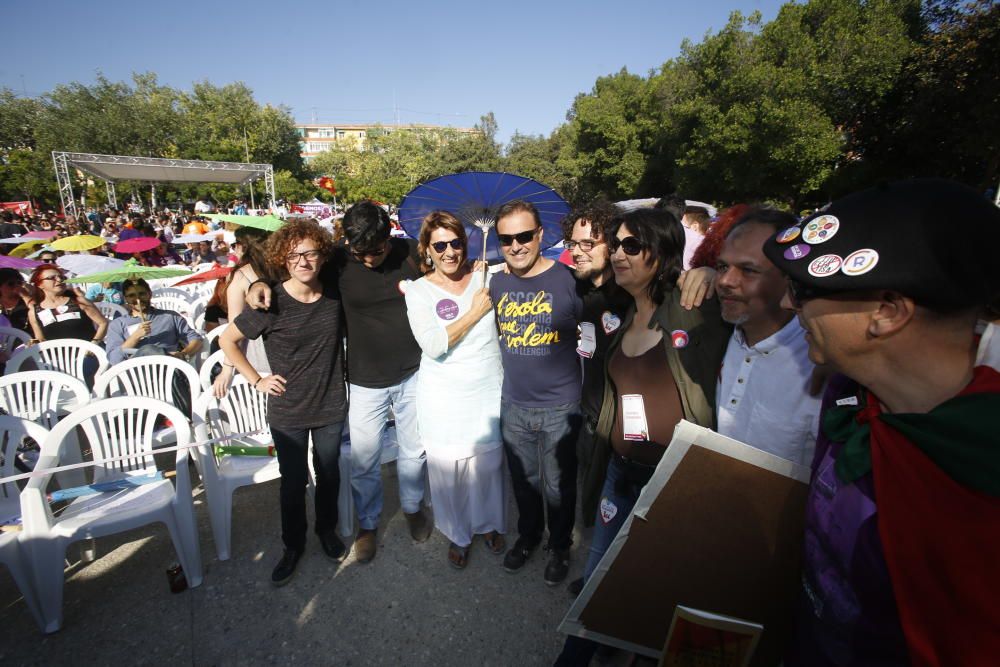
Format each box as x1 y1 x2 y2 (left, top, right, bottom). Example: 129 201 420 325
315 177 336 194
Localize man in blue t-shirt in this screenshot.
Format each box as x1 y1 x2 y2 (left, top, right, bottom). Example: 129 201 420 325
489 200 583 586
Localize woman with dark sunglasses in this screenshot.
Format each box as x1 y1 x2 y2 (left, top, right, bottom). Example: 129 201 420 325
25 264 107 344
403 210 506 569
559 207 730 663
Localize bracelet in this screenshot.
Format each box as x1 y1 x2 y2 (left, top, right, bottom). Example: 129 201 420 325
223 362 235 368
253 377 262 388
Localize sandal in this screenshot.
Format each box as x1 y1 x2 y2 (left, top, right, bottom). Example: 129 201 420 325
483 531 506 555
448 542 469 570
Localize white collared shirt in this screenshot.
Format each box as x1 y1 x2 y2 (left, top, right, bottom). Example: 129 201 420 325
716 318 820 466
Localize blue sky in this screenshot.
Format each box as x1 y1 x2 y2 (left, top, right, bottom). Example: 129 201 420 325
2 0 785 144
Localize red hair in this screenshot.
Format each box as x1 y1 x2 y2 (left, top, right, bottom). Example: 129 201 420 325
689 204 750 269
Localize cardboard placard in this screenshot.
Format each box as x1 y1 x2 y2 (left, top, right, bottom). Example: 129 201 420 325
559 421 810 666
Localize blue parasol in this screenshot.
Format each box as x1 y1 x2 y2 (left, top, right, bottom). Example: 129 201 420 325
398 172 570 264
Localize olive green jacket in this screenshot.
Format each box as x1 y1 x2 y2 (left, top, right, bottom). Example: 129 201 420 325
580 289 731 526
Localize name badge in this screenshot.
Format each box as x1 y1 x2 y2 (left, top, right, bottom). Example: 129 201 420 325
37 310 56 327
621 394 649 441
577 322 596 358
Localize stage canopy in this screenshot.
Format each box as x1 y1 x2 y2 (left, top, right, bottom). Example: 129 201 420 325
52 152 275 218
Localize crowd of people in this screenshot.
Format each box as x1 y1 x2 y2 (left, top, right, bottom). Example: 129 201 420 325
4 178 998 665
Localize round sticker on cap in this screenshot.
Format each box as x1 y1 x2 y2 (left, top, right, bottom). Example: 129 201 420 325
775 226 801 244
436 298 459 320
783 243 811 261
842 248 879 276
808 254 843 277
670 330 689 349
803 215 840 245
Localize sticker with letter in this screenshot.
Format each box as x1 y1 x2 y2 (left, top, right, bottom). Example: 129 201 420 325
671 329 689 348
841 248 879 276
435 298 459 321
601 310 621 334
599 497 618 524
783 243 811 261
803 215 840 245
836 396 859 407
775 226 801 244
622 394 650 441
577 322 596 358
808 254 843 278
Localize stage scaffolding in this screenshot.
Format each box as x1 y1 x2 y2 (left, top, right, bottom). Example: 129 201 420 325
52 152 275 218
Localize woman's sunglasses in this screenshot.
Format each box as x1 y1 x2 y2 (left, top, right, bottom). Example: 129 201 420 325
497 229 538 246
430 239 464 253
609 236 645 256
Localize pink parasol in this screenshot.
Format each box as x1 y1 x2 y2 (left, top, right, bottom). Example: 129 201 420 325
114 236 162 254
20 231 59 240
0 255 42 270
172 263 233 286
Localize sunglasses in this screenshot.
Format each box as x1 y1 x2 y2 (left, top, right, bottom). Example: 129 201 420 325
609 236 645 256
351 240 389 258
786 279 841 308
430 239 464 253
497 229 539 246
40 275 65 282
563 239 603 252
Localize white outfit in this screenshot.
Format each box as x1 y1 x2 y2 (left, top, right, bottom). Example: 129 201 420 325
716 318 821 467
976 322 1000 371
404 272 505 546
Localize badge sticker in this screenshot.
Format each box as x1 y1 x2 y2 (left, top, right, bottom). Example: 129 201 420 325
783 243 811 261
842 248 879 276
601 310 621 334
600 497 618 524
671 329 689 348
577 322 596 358
621 394 649 441
775 226 801 244
803 215 840 245
435 298 459 321
808 254 843 277
836 396 859 407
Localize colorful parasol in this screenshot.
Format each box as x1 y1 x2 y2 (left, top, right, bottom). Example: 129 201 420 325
114 237 161 254
9 238 50 257
49 235 105 252
0 255 42 270
56 254 126 276
172 263 233 286
66 258 192 284
204 213 284 232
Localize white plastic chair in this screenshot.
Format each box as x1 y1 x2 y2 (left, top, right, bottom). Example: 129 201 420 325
0 415 47 630
95 302 128 320
21 397 203 633
0 371 91 488
5 339 109 381
196 325 229 376
0 326 31 355
198 348 232 394
93 355 200 412
191 378 278 560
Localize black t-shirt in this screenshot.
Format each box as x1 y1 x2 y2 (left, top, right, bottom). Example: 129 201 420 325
235 282 346 430
2 302 29 333
326 238 422 388
34 300 97 341
577 278 632 420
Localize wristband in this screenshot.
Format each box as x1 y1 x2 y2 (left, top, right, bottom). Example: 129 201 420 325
254 377 262 389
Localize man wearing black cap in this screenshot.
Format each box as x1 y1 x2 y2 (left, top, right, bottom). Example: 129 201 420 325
763 179 1000 666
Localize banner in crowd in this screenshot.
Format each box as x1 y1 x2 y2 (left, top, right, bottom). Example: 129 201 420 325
294 199 334 220
1 201 34 216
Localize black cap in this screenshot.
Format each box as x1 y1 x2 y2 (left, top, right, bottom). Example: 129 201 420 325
763 178 1000 311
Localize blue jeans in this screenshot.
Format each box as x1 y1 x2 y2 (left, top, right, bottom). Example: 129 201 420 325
501 400 581 551
271 421 345 552
583 455 651 581
349 373 424 530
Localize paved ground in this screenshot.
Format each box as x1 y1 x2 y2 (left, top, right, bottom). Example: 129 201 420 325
0 463 592 666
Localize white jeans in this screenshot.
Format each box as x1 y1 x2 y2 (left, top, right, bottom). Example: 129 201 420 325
348 372 424 529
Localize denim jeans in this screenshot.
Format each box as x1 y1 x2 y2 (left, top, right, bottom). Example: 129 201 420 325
349 372 424 530
501 400 581 551
271 421 345 552
583 454 651 581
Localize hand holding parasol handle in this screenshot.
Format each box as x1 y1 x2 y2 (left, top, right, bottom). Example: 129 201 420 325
473 216 496 288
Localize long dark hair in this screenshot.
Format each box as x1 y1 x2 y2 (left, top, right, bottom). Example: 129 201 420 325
234 226 272 280
609 208 685 305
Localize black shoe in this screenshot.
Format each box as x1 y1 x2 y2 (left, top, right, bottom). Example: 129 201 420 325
318 530 347 562
568 576 584 596
502 538 538 573
271 549 302 586
544 548 570 586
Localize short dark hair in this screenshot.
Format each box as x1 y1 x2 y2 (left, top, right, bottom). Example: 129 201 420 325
0 268 23 284
560 199 618 242
726 205 798 238
495 200 541 229
654 194 686 222
342 201 391 252
610 208 685 305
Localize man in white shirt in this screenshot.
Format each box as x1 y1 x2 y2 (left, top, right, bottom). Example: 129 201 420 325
714 206 820 466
